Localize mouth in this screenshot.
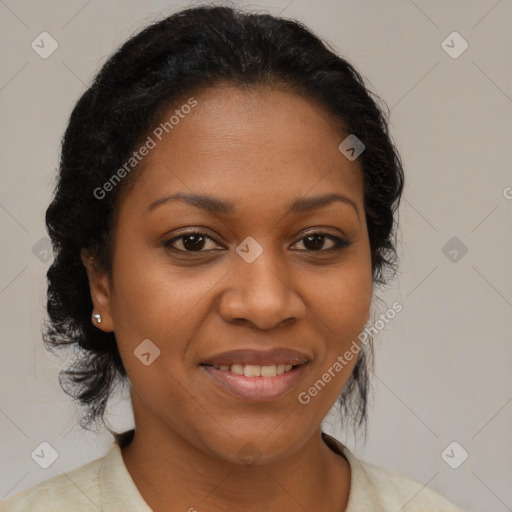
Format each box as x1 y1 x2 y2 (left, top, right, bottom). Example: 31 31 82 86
203 362 301 377
199 361 309 401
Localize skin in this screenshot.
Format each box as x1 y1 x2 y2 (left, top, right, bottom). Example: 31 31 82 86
81 84 374 512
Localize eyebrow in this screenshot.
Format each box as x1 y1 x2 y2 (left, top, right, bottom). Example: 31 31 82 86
147 191 360 220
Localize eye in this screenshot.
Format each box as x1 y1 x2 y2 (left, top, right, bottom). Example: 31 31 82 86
291 232 352 253
163 231 223 253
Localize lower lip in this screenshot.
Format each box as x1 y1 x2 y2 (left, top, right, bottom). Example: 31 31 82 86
200 364 308 401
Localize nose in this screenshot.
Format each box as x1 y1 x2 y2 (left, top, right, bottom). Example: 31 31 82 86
218 247 306 330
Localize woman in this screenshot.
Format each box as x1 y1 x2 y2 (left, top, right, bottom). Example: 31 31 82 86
1 4 464 511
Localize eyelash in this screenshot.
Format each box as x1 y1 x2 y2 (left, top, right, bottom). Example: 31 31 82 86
163 230 352 255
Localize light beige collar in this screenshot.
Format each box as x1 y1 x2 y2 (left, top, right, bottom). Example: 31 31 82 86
322 432 385 511
100 430 379 512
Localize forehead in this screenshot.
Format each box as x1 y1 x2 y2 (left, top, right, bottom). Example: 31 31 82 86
118 85 364 215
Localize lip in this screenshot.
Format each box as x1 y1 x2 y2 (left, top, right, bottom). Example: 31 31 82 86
201 363 309 401
201 348 310 366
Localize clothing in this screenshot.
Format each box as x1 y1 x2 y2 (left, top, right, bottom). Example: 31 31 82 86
1 430 464 511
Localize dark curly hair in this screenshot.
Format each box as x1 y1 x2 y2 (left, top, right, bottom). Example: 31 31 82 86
44 3 404 435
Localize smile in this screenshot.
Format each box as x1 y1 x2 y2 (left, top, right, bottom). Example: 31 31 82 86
209 363 296 377
200 362 309 401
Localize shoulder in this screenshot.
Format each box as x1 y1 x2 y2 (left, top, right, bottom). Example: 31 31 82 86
322 433 464 511
0 455 104 511
354 457 464 511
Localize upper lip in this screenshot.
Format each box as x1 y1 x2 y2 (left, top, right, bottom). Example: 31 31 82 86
201 348 310 366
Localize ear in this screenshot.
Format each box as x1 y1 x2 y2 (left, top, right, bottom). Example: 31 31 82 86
81 249 114 332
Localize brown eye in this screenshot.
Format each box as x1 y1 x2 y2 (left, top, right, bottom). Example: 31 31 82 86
163 232 221 252
293 232 352 253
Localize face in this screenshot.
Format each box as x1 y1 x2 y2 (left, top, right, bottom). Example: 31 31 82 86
83 85 373 464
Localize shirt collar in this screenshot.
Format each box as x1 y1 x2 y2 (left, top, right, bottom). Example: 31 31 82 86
101 430 152 512
321 432 383 511
100 429 377 512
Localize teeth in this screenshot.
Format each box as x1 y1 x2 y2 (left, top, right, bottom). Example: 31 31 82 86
244 365 260 377
261 365 277 377
212 363 295 377
231 364 244 375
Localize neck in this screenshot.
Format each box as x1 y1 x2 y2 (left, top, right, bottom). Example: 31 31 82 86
121 420 350 512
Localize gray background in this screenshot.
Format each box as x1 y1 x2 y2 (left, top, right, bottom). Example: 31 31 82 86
1 1 511 510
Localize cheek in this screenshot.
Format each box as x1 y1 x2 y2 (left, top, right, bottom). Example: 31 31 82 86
111 243 220 341
110 252 232 405
303 257 372 396
296 263 372 411
308 259 373 335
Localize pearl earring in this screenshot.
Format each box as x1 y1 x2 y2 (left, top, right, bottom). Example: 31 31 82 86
92 312 102 324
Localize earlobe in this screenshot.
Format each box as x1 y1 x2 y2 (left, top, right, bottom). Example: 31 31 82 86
80 249 114 332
